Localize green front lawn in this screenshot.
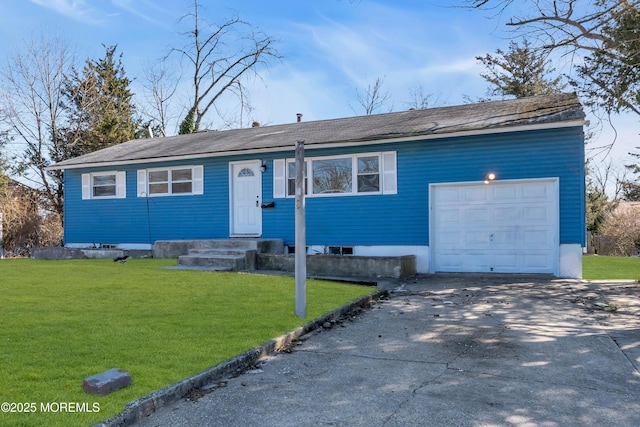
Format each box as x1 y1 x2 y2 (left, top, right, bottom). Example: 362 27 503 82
583 255 640 280
0 259 374 427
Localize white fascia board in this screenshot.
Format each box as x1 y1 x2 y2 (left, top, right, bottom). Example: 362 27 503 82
48 119 586 171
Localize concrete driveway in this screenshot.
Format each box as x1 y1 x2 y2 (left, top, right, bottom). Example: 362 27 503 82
134 274 640 427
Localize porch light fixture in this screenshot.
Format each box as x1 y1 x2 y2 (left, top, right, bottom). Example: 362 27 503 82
484 172 496 184
260 160 267 173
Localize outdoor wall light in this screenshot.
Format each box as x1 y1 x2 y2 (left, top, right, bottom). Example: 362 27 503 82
260 160 267 173
484 172 496 184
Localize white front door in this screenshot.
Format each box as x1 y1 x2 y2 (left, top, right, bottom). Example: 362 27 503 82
431 179 559 274
230 161 262 236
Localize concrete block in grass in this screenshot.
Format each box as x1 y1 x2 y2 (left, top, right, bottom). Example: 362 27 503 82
83 368 132 395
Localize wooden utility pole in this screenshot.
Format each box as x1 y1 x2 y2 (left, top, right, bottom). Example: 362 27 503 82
294 140 306 318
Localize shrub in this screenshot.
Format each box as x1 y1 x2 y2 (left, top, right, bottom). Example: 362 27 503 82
598 204 640 256
1 183 62 256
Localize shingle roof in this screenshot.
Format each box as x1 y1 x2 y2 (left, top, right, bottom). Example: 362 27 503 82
50 92 584 170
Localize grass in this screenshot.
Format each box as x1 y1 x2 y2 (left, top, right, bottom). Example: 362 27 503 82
0 259 374 427
582 255 640 280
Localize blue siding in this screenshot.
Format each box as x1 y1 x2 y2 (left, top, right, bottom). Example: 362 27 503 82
64 126 585 247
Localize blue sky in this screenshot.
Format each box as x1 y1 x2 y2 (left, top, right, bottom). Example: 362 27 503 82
0 0 637 180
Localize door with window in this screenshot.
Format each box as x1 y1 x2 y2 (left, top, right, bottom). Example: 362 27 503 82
230 161 262 236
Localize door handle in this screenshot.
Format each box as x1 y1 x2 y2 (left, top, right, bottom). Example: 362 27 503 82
256 196 259 207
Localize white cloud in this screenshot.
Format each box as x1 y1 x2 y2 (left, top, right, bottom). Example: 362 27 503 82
29 0 104 25
110 0 175 29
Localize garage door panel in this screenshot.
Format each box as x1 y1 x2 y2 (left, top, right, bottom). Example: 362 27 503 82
523 206 549 222
433 180 558 274
438 230 461 245
494 207 519 222
523 229 553 244
493 185 518 200
522 183 553 200
464 253 491 270
436 252 464 269
438 208 461 223
492 229 518 245
523 252 555 269
464 230 490 246
493 252 519 270
464 186 488 201
465 208 489 222
436 187 462 203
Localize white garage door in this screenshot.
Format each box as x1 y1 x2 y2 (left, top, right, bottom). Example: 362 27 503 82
431 179 558 274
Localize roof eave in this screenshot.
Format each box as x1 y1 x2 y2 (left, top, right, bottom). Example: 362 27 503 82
47 118 586 171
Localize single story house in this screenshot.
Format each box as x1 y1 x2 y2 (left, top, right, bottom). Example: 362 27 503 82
49 93 586 278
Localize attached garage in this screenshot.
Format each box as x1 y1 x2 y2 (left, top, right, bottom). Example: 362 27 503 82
430 178 559 275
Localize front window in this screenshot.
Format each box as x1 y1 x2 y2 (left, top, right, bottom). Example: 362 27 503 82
276 151 395 198
92 174 117 198
147 168 194 195
171 168 193 194
287 161 307 196
357 156 380 193
312 157 352 194
149 170 169 195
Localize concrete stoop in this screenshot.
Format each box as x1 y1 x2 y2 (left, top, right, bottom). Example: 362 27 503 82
178 249 257 271
157 239 284 272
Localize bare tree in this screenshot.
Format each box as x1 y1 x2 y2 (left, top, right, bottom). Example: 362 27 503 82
464 0 640 116
589 157 629 199
351 76 392 115
139 60 182 137
405 84 441 110
0 33 76 216
171 1 280 131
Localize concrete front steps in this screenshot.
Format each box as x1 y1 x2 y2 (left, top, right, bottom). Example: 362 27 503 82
178 248 257 271
153 239 284 272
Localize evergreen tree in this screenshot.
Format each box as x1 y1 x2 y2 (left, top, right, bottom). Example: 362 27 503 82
178 107 196 135
60 45 138 158
578 5 640 116
622 150 640 201
477 39 565 99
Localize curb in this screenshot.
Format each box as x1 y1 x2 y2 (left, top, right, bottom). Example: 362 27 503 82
94 289 387 427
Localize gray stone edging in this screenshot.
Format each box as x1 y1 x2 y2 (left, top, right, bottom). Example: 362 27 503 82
94 289 387 427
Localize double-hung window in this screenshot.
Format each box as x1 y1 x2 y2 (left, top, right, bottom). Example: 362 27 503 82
287 161 307 196
273 151 396 198
137 166 204 197
81 171 126 199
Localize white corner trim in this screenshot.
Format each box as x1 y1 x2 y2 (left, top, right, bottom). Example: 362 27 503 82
559 244 583 279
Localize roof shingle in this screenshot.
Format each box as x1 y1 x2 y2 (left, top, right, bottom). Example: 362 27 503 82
50 93 584 170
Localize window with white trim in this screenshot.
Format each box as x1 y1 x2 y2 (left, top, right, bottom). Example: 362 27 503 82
287 160 307 196
273 151 397 198
137 166 204 197
81 171 126 200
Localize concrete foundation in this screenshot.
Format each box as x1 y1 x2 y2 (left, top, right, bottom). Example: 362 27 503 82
30 240 416 279
30 247 152 260
259 254 417 279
